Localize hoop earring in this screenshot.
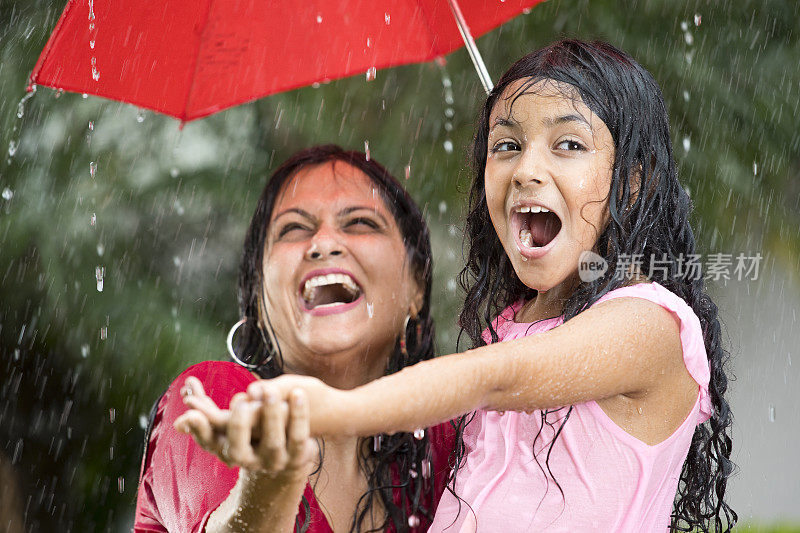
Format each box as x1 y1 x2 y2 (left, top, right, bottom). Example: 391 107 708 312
399 315 410 357
226 318 267 370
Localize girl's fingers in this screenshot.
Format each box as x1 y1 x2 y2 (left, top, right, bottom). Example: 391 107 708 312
175 410 217 452
226 398 261 469
286 389 314 469
258 388 289 471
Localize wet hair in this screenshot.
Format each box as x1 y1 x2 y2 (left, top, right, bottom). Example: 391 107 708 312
236 144 437 532
456 39 736 532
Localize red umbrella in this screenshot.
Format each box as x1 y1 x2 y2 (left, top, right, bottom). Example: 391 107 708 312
29 0 544 122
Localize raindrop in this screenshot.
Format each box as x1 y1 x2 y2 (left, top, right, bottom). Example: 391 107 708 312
173 256 182 267
136 110 146 123
91 56 100 81
421 457 431 479
364 140 370 160
12 440 23 464
372 434 382 452
109 408 116 423
438 201 447 214
365 67 377 82
366 37 371 48
82 93 89 99
54 88 64 98
90 213 96 226
444 93 454 105
16 86 36 119
694 14 701 26
95 266 105 292
100 326 108 340
523 7 532 14
97 243 104 256
7 140 18 157
316 14 322 23
2 188 13 200
447 279 457 293
443 140 453 153
408 515 420 528
118 476 125 493
174 200 185 216
88 120 94 131
89 161 97 178
384 12 390 25
684 32 694 46
753 161 758 175
170 167 180 178
444 122 453 132
680 21 688 32
442 76 452 88
404 165 411 180
768 404 775 422
81 344 90 358
413 428 425 440
139 415 148 429
682 136 691 153
444 107 454 118
682 90 690 102
88 0 95 20
409 468 418 478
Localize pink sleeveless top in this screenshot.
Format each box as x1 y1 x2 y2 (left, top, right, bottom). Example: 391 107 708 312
430 282 712 533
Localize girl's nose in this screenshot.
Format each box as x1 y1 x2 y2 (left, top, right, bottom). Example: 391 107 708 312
304 227 345 260
512 148 548 188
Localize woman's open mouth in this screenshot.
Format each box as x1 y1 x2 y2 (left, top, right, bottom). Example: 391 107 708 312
511 205 562 259
299 270 364 315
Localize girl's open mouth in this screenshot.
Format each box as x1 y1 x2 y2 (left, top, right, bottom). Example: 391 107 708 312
511 205 562 258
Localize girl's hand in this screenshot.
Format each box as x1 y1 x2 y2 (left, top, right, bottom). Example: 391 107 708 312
174 376 318 478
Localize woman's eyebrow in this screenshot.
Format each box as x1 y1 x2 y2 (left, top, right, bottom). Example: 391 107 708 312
273 207 314 222
340 206 389 225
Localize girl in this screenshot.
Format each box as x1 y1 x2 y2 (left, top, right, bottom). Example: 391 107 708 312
180 41 736 532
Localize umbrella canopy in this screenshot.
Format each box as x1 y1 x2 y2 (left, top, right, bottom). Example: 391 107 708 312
29 0 544 122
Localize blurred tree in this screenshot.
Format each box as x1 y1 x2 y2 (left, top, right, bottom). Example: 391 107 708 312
0 0 797 530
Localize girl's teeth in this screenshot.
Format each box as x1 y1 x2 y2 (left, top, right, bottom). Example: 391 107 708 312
519 229 533 248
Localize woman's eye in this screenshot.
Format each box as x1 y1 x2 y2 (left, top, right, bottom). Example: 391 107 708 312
347 217 379 230
278 223 309 237
555 139 586 151
491 140 521 153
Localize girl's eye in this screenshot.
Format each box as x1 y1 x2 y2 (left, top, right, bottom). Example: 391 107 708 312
555 138 586 151
491 140 521 153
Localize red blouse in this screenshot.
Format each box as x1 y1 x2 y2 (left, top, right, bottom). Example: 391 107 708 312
134 361 455 532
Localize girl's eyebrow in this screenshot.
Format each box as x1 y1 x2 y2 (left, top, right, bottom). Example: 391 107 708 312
490 116 517 130
543 113 593 130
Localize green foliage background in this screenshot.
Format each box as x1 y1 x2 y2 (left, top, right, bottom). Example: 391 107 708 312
0 0 797 530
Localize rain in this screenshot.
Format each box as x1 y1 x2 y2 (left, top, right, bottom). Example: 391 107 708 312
1 0 799 531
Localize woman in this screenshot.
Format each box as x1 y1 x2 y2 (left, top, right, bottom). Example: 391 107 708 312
134 145 455 532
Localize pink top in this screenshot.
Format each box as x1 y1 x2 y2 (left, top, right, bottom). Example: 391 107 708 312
430 282 712 533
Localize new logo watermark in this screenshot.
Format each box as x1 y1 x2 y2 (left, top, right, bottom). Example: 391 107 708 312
578 251 608 282
577 252 763 282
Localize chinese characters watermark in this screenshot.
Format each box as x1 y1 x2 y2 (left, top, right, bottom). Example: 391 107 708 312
578 251 762 283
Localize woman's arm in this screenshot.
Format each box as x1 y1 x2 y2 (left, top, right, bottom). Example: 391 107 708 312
256 297 684 437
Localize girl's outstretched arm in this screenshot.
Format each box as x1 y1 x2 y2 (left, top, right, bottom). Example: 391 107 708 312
252 296 685 438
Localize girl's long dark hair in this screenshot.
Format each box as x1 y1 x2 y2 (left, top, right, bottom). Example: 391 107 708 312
457 40 736 532
236 145 437 532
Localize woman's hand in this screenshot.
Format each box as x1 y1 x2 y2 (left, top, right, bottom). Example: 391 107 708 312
174 376 318 478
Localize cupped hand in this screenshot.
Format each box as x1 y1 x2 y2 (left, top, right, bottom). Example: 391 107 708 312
174 376 318 478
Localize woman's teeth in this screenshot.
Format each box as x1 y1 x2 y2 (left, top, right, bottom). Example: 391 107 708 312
302 273 360 304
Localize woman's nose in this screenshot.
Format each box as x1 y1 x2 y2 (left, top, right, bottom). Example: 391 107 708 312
304 227 345 260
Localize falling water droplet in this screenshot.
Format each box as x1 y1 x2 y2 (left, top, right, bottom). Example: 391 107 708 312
118 476 125 493
447 279 457 293
384 12 390 25
8 140 18 157
682 90 690 102
2 188 13 200
694 14 702 26
88 0 95 20
81 344 90 358
88 121 94 131
366 37 371 48
680 21 688 32
82 93 89 99
413 428 425 440
316 14 322 23
364 140 370 160
373 434 382 452
365 67 377 82
409 468 418 478
100 326 108 340
90 40 95 49
682 136 691 153
16 86 36 118
95 266 104 291
54 88 64 98
91 56 100 81
90 213 96 226
752 161 758 175
438 201 447 214
109 408 116 423
768 404 775 422
404 165 411 180
139 415 148 429
443 140 453 153
421 457 431 479
684 32 694 46
136 110 145 123
89 161 97 178
408 515 420 528
170 167 180 178
97 243 105 256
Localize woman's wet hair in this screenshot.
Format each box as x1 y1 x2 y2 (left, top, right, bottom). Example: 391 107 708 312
456 39 736 532
237 144 437 532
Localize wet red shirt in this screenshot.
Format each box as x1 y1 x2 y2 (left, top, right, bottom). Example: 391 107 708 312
134 361 455 532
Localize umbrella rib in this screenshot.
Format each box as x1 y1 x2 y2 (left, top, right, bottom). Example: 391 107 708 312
182 0 215 122
447 0 493 94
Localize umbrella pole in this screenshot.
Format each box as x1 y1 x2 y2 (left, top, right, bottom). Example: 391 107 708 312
447 0 494 94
